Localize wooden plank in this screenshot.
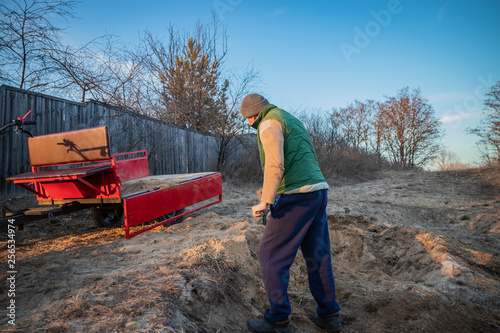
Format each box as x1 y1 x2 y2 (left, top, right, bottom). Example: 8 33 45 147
28 126 110 166
24 206 63 215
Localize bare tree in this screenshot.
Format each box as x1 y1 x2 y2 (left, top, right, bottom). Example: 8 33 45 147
89 36 149 111
330 99 376 152
45 40 107 102
0 0 77 90
377 87 443 168
299 110 334 154
433 150 470 171
468 80 500 162
298 109 388 176
145 17 258 171
46 34 158 117
371 100 386 163
216 66 259 170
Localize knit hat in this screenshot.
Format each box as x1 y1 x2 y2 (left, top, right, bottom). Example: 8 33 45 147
240 94 270 118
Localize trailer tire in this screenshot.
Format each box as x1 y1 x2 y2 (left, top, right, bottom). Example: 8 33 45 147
92 205 124 228
167 209 185 224
155 209 185 226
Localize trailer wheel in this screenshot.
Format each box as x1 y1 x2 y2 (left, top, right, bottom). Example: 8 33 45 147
92 205 124 228
156 209 185 226
168 209 185 224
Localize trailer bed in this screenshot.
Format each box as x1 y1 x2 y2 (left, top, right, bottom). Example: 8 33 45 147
121 172 218 198
122 171 221 238
1 126 222 238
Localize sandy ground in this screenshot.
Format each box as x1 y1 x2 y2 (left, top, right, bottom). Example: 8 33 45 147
1 170 499 332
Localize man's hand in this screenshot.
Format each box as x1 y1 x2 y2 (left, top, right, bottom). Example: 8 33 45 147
252 201 269 218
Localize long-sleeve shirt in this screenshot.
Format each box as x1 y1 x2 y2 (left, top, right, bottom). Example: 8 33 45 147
259 119 329 204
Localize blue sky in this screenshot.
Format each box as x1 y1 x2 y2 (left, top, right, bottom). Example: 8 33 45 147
61 0 500 165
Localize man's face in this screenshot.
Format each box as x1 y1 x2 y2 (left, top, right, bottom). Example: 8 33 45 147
246 115 258 125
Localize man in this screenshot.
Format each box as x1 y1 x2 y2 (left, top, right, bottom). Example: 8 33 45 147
241 93 342 333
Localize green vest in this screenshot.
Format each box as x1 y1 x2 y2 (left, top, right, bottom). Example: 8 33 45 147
252 104 326 194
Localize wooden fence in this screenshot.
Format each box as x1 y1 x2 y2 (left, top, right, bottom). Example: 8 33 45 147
0 85 225 200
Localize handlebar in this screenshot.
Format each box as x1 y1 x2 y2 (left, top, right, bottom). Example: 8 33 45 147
0 110 36 137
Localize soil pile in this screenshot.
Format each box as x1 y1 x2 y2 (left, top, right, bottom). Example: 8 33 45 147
1 170 499 332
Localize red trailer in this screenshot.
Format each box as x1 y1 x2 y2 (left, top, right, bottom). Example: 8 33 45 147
1 125 222 238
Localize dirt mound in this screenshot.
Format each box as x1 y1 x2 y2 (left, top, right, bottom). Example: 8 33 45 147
326 214 500 332
1 171 500 332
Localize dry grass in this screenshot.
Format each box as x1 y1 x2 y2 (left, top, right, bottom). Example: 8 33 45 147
475 161 500 189
64 292 88 318
159 281 181 294
45 322 71 333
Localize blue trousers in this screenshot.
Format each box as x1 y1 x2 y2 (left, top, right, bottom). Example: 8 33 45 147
259 189 340 323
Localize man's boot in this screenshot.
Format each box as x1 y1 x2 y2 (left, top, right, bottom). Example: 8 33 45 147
247 319 290 333
311 312 342 332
